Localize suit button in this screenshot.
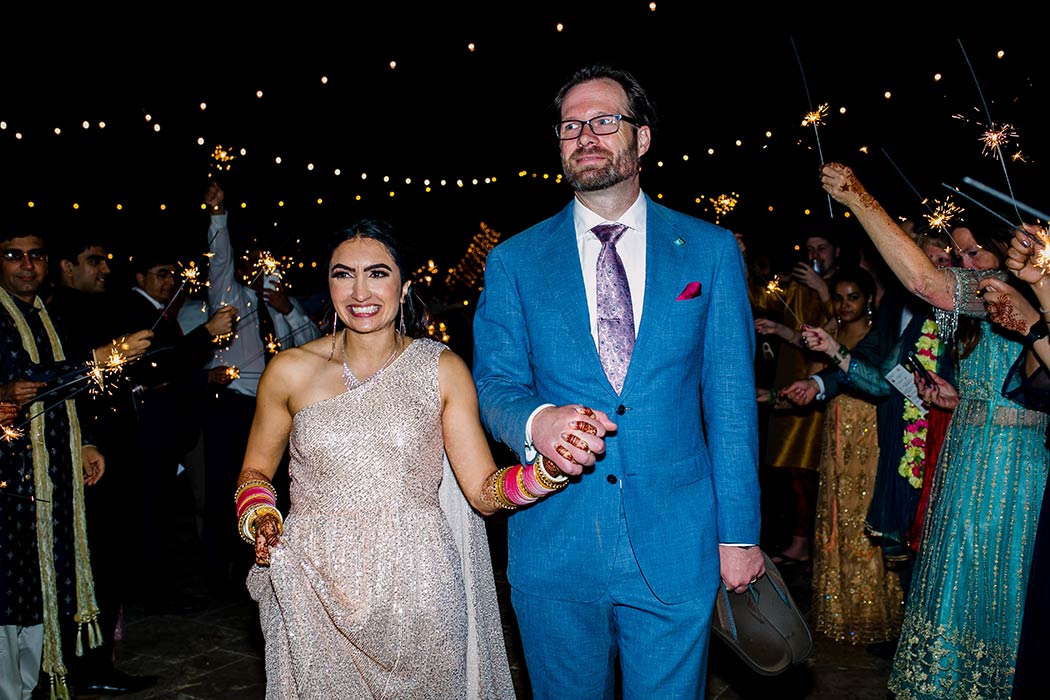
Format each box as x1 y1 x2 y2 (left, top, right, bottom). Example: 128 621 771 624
606 475 617 484
616 405 626 415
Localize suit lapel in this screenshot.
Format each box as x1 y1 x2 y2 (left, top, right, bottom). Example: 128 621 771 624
538 205 613 393
620 200 687 397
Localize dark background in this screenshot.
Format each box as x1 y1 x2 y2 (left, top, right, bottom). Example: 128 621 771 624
3 9 1048 324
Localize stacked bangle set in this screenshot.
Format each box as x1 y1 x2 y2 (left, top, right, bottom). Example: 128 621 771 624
235 478 284 544
491 455 569 510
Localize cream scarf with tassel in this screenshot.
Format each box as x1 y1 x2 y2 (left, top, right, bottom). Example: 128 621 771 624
0 287 100 700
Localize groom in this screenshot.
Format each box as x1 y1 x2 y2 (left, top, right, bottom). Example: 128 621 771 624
472 64 763 699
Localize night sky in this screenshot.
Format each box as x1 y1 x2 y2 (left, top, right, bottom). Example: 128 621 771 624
4 10 1048 306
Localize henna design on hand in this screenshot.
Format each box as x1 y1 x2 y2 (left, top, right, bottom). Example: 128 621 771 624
986 295 1028 333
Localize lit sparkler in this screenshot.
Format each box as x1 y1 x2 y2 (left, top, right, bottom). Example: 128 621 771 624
180 263 204 294
225 366 241 380
264 334 281 355
790 36 833 218
2 425 23 442
956 39 1025 224
710 193 738 224
764 275 805 327
209 144 237 176
801 103 829 128
924 198 965 233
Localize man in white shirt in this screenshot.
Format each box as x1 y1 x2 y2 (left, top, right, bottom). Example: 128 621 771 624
199 181 321 598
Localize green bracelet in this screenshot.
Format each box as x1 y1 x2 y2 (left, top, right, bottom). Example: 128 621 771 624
833 344 849 363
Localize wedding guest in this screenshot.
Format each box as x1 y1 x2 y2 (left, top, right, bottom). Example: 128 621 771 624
819 163 1048 699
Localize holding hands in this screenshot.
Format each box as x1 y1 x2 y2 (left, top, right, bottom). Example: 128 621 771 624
531 404 617 476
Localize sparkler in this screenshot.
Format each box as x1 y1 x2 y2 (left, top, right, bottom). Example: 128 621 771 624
764 276 805 328
2 424 23 442
209 144 237 177
790 36 834 218
180 263 205 294
960 177 1050 223
924 198 966 234
149 275 190 332
956 39 1024 225
940 183 1017 230
709 193 739 224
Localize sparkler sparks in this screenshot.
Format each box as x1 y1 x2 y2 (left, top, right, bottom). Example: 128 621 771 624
764 275 805 327
1025 227 1050 275
801 103 829 128
264 334 281 354
979 123 1018 160
209 144 237 175
2 425 23 442
254 251 282 279
924 198 965 233
180 263 204 294
709 193 738 223
225 366 241 380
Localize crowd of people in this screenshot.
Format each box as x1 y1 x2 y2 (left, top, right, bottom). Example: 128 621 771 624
3 63 1049 700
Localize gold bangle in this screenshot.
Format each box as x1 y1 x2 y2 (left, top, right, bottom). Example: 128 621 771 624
239 504 283 544
234 478 276 504
492 467 518 511
535 455 569 491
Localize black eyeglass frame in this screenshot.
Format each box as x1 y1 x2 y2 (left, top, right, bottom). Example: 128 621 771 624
1 248 48 263
553 113 640 140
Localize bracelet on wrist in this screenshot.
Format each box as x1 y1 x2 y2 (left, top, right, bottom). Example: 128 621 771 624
831 344 850 363
1025 319 1049 345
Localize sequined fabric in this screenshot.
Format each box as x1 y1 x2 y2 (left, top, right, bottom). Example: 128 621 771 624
812 393 905 645
247 338 515 699
887 280 1049 699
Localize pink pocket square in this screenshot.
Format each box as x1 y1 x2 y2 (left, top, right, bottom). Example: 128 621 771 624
677 281 702 300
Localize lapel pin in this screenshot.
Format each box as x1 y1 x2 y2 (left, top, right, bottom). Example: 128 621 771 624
673 237 685 247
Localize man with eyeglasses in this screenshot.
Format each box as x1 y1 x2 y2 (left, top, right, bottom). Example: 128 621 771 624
472 65 763 698
0 228 151 700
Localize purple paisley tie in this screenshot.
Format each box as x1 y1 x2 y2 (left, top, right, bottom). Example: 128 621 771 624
593 223 634 394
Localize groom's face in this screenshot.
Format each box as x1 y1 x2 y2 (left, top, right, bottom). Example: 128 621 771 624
559 78 650 193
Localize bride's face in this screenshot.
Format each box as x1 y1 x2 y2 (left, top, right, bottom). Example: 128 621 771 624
329 237 410 336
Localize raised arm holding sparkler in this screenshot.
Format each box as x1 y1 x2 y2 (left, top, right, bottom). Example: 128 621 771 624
820 162 1050 700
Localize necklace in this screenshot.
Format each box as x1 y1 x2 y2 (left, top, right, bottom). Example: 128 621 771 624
340 329 402 390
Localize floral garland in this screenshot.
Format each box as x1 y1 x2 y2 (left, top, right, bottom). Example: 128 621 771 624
899 317 941 488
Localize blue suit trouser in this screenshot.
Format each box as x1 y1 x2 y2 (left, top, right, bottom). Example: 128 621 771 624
511 497 716 700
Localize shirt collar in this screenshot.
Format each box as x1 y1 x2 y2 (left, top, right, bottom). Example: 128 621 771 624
132 286 164 310
573 190 646 242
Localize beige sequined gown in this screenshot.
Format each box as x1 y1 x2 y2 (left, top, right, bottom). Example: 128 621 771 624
247 338 515 699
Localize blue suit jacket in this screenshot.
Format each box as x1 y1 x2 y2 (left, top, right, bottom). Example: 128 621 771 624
472 196 760 604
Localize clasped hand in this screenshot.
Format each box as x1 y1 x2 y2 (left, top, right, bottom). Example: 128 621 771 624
531 404 617 475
